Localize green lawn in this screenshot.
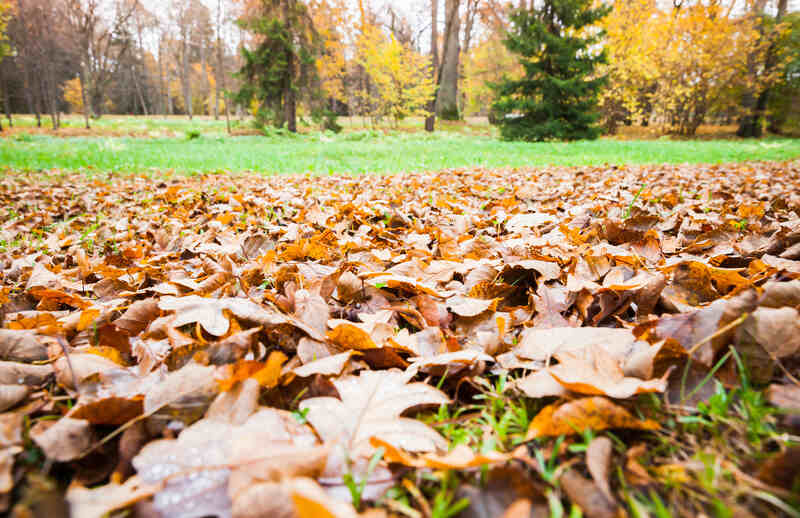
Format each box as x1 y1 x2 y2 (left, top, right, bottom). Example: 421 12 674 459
2 132 799 175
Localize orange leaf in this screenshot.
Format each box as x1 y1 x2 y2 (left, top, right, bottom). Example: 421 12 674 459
77 309 101 332
252 350 288 388
217 351 288 392
29 287 91 309
326 323 378 350
84 345 127 366
372 437 509 469
526 397 659 439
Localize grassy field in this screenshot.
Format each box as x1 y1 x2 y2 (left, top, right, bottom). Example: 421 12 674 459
4 114 495 137
2 131 800 175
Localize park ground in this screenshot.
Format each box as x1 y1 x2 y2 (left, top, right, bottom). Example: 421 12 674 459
0 116 799 518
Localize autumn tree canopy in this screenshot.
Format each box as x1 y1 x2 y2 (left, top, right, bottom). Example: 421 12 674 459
0 0 797 136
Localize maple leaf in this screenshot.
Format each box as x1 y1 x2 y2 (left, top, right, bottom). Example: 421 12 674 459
158 295 283 337
300 369 449 456
300 369 449 501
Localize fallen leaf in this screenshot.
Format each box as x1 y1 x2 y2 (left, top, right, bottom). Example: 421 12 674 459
293 351 359 378
546 348 668 399
586 437 614 501
66 476 156 518
559 468 619 518
301 369 449 457
113 298 160 335
0 329 48 362
526 397 659 439
301 369 449 501
0 385 30 412
158 295 293 337
290 477 358 518
31 417 94 462
372 438 509 469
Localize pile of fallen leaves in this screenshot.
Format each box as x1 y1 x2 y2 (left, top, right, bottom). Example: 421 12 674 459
1 161 800 518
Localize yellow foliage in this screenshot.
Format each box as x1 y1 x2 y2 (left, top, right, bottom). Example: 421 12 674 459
600 0 780 135
63 77 84 114
355 21 436 125
309 0 350 103
462 34 522 116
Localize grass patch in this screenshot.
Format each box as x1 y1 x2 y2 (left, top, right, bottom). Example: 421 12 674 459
1 132 799 175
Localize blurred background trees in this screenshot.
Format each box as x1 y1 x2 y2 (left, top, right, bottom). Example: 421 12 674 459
0 0 796 137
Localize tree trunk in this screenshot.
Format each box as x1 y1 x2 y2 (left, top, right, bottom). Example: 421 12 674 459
182 33 193 120
436 0 461 120
46 66 59 130
284 0 297 133
0 64 11 128
200 38 208 116
218 36 231 134
78 67 91 129
214 40 221 120
460 0 477 115
425 0 439 132
133 69 149 116
737 0 786 138
22 66 36 126
158 39 167 115
215 0 223 121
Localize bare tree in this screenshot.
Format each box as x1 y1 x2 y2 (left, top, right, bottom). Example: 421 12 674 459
65 0 139 127
11 0 70 129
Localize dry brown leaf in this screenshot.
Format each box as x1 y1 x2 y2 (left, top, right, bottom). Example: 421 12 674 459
513 327 639 363
134 407 325 518
326 322 379 350
445 295 498 317
0 361 52 386
0 385 30 413
755 446 800 491
300 369 449 456
66 476 156 518
113 298 160 336
300 369 448 502
526 397 659 439
143 362 218 414
586 437 614 502
766 383 800 411
293 289 330 338
30 417 94 462
158 295 294 337
546 348 667 399
293 351 358 378
0 329 48 362
559 468 620 518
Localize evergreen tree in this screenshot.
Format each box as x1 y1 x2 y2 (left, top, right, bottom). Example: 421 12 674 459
235 0 319 133
491 0 610 141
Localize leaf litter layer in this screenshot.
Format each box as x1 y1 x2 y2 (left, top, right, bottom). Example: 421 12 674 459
1 161 800 517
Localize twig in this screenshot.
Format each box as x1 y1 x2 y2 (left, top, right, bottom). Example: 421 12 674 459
685 313 748 357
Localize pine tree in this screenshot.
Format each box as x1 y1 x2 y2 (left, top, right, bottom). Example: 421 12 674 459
491 0 610 142
235 0 319 133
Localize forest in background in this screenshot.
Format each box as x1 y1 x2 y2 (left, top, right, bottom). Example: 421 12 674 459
0 0 798 137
